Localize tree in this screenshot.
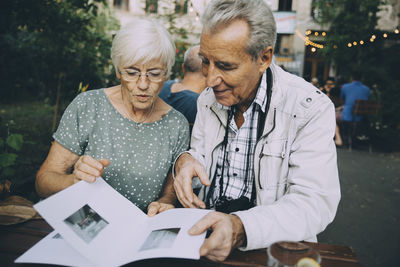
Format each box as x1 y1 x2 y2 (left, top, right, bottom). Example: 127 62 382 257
147 0 198 80
312 0 400 150
312 0 383 74
0 0 120 130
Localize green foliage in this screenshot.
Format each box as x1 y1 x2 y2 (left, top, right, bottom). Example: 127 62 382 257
0 133 23 180
0 101 54 201
313 0 383 73
313 0 400 150
152 0 197 80
0 0 120 103
6 134 24 151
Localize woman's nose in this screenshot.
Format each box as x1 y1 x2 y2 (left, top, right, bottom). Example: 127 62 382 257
137 75 150 90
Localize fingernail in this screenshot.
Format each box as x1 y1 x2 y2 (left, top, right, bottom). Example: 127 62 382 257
188 227 196 235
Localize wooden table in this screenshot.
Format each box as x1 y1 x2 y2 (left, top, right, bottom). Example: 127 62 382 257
0 219 360 267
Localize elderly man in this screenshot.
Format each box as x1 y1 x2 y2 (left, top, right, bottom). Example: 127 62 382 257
151 0 340 262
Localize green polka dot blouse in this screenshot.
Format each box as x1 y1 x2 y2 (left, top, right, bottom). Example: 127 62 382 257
53 89 189 211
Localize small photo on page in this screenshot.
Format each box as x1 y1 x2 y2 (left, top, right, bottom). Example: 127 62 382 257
64 204 109 243
52 233 62 239
139 228 181 251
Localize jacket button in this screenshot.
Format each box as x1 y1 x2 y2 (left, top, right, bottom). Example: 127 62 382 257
235 147 239 152
306 97 312 102
233 173 238 176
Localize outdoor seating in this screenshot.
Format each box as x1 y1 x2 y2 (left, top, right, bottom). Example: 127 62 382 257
346 100 381 152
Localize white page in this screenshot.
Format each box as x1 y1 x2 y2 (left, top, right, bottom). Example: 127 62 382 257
32 177 212 267
15 231 94 267
128 208 211 263
34 178 147 267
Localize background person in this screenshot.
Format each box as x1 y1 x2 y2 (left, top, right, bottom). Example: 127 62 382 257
311 77 319 88
152 0 340 262
35 18 189 212
159 45 207 124
340 71 371 122
320 77 343 146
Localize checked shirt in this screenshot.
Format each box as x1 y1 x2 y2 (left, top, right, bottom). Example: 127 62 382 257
208 71 268 209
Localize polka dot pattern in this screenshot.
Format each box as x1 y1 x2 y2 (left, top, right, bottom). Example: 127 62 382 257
54 89 189 211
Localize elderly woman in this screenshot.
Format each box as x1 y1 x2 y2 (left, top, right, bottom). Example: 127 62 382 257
36 18 189 212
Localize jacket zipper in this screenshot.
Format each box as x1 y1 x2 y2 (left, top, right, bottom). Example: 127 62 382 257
256 108 277 190
203 107 227 202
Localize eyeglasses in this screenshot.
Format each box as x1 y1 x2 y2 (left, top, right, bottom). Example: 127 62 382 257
119 68 166 83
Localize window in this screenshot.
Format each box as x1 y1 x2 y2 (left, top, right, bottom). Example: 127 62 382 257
175 0 188 15
278 0 292 11
113 0 129 11
146 0 158 14
275 34 293 56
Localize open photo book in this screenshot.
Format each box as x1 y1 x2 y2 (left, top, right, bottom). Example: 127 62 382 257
15 177 211 267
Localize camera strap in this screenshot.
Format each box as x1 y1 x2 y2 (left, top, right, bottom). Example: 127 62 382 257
206 67 273 209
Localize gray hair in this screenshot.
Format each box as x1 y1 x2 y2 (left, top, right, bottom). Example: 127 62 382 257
201 0 277 60
111 18 175 77
183 45 202 73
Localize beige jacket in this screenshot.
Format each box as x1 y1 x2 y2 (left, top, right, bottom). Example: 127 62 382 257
188 63 341 250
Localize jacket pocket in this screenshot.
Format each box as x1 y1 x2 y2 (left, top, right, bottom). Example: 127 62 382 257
257 139 288 204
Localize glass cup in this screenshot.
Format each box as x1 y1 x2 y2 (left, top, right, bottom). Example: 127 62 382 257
267 241 321 267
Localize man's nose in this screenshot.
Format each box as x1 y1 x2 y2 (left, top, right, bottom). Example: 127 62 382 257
205 64 222 88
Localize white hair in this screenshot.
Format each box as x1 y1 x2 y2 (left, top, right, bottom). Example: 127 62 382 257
111 18 175 77
201 0 277 61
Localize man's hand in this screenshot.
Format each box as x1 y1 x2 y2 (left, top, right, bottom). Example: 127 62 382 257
189 211 246 262
147 201 175 217
174 153 210 208
73 155 110 183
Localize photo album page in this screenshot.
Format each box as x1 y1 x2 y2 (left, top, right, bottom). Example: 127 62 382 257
15 178 211 267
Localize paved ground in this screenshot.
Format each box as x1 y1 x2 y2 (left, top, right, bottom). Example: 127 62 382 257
317 147 400 267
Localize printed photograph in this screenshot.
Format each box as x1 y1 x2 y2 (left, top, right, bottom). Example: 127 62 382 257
139 228 181 251
64 204 109 243
52 233 62 239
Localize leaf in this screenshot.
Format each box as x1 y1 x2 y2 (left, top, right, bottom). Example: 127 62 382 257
0 153 17 168
0 138 4 149
1 167 16 179
6 134 24 151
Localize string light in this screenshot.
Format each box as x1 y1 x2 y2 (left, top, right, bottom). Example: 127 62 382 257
295 30 324 49
301 28 399 49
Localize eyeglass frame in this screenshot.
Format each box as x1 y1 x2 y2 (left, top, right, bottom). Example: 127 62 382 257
118 68 167 83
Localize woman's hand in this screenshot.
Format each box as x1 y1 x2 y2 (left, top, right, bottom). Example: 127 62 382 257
147 201 175 217
73 155 110 183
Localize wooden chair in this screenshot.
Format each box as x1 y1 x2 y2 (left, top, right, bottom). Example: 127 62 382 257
346 100 381 152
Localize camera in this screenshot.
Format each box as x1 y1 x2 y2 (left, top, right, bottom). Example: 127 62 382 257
214 195 253 213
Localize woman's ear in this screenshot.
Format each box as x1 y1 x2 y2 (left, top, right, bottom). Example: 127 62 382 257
258 46 273 72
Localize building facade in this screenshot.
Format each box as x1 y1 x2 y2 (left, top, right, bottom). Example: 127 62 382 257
109 0 399 81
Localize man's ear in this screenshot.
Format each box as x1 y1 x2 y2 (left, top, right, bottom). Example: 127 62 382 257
116 70 121 80
258 46 273 72
181 63 186 75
